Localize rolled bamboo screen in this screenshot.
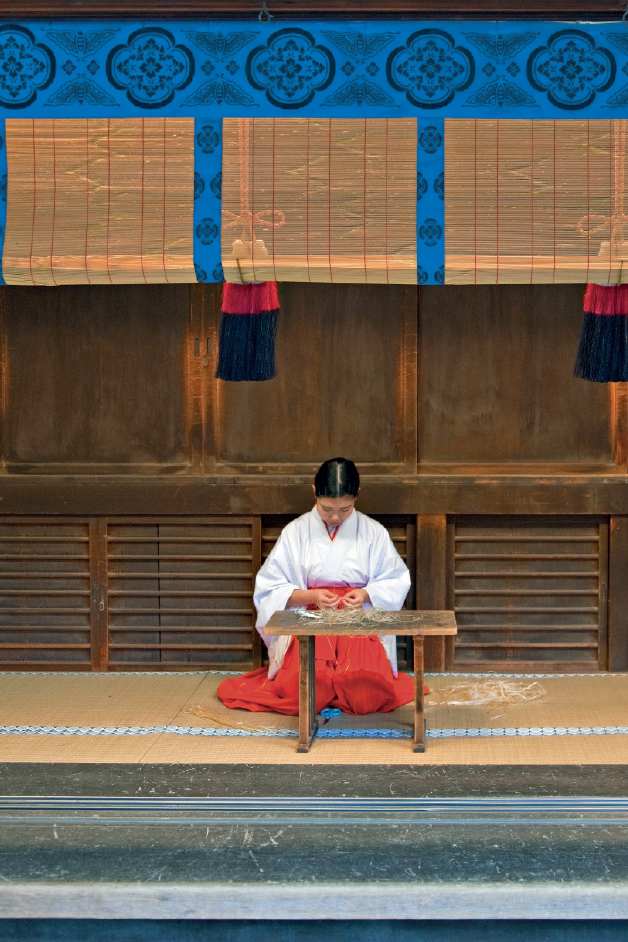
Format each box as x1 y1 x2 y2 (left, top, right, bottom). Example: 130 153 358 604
445 118 628 285
221 117 418 285
3 118 195 286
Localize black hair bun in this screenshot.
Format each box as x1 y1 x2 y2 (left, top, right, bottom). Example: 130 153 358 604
314 458 360 498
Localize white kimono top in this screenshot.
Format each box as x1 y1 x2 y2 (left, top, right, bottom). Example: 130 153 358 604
254 506 411 679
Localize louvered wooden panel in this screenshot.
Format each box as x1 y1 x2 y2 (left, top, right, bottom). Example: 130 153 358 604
448 517 608 672
0 518 97 670
105 517 260 671
261 514 416 668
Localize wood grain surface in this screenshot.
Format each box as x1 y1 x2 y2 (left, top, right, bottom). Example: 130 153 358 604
264 609 457 636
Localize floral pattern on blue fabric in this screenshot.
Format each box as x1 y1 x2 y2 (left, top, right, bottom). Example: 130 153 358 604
434 265 445 284
434 171 444 200
212 263 225 282
419 217 442 246
45 28 117 59
246 28 334 109
46 74 117 106
386 29 474 109
321 30 396 107
185 77 255 106
526 29 615 110
461 32 539 108
45 25 117 105
196 216 219 246
0 25 55 109
600 32 628 107
210 171 222 199
182 29 257 107
0 120 6 284
416 119 444 286
194 118 222 284
196 123 220 154
418 124 443 154
106 27 194 109
324 78 395 107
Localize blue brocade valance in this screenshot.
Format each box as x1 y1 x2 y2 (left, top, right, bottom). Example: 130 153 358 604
0 20 627 119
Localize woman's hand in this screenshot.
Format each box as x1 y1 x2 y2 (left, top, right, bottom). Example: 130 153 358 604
286 588 341 609
311 588 341 609
341 588 371 610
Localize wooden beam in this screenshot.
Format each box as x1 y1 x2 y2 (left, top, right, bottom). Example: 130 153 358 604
0 478 628 516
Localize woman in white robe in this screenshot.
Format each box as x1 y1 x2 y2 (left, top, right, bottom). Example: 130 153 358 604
218 458 416 716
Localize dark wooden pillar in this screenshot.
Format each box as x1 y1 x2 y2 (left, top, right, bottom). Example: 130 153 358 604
416 514 447 671
609 516 628 671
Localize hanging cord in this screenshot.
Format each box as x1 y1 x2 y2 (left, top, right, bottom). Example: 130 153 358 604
259 2 274 23
223 118 285 279
577 119 628 280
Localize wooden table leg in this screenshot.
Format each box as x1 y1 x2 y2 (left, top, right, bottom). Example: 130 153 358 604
297 635 318 753
413 636 425 753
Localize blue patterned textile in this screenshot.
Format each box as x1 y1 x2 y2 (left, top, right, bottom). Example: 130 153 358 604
0 122 6 286
193 119 222 284
416 120 444 286
0 20 626 118
2 18 626 286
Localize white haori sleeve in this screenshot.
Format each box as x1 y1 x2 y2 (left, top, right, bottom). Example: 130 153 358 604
253 519 308 680
363 517 411 677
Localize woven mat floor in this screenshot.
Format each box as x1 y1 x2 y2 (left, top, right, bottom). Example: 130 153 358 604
0 671 626 765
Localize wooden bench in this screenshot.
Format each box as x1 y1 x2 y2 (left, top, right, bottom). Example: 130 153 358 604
264 610 457 753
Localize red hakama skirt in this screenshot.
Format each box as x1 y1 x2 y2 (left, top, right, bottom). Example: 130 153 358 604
217 587 421 717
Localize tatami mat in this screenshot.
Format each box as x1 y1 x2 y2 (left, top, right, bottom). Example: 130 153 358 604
0 671 627 764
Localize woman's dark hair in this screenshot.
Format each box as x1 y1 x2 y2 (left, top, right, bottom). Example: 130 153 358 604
314 458 360 498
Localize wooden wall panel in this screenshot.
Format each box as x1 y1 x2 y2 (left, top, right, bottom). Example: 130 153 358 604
0 517 96 669
418 284 616 470
105 517 258 670
1 285 192 472
447 516 608 672
211 283 417 473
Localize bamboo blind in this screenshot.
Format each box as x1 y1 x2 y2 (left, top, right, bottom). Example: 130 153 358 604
3 118 195 286
445 118 628 285
221 118 417 285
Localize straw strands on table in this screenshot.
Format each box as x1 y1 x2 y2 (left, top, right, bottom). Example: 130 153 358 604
296 607 399 627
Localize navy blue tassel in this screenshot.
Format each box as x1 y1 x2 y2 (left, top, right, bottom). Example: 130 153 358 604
575 284 628 383
216 310 278 382
575 311 628 382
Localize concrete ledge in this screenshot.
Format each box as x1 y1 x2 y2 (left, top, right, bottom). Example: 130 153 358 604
0 883 627 920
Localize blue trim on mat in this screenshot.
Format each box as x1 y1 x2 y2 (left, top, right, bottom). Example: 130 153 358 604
0 724 626 739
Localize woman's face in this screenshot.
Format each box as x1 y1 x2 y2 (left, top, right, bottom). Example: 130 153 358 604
313 489 356 527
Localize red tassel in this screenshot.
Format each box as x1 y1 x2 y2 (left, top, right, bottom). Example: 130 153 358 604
222 281 279 315
583 283 628 316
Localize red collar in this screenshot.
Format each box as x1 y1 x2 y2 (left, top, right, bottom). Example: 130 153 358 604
325 522 340 542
